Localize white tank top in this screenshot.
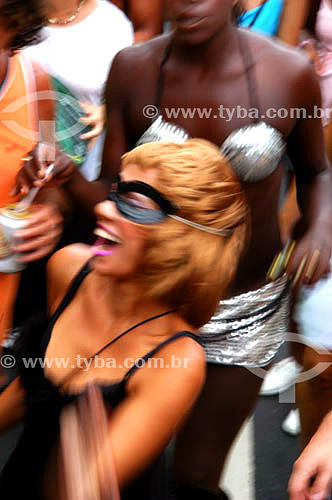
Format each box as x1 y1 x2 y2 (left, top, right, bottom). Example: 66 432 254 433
24 0 133 180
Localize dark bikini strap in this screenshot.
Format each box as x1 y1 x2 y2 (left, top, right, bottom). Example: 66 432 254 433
49 259 92 326
124 331 202 381
41 260 93 354
58 309 177 388
90 310 177 360
154 37 174 113
236 30 261 123
155 31 260 127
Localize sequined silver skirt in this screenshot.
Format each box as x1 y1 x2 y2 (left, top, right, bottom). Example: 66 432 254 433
200 275 291 367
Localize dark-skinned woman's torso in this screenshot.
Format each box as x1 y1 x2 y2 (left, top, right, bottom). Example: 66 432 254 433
103 29 309 295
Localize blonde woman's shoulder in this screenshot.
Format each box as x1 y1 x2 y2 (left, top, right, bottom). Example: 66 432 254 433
47 244 91 314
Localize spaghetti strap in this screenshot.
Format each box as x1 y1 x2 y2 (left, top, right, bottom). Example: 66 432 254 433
50 259 92 324
154 32 260 126
57 309 177 389
154 38 174 113
41 259 92 354
124 331 202 380
236 30 261 123
42 259 178 389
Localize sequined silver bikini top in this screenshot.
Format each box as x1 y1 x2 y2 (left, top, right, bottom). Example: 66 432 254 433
136 33 286 183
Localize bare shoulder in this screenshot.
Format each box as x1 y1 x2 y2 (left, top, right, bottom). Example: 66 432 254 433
47 243 91 282
241 28 313 79
164 334 206 387
47 244 91 313
240 29 319 105
114 33 170 67
106 33 170 90
132 333 206 401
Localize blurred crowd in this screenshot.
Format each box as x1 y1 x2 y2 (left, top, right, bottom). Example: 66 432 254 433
0 1 331 499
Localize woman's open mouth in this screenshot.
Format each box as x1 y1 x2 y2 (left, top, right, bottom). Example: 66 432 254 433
92 226 122 257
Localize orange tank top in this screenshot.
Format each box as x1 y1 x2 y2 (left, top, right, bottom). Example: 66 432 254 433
0 53 38 344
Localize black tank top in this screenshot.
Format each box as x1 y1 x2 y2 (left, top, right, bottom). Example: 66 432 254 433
0 261 201 499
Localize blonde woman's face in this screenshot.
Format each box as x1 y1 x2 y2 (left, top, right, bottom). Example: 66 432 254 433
92 164 159 278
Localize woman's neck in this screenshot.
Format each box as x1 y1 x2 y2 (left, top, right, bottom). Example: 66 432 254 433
48 0 82 18
46 0 98 27
172 22 239 71
86 271 172 330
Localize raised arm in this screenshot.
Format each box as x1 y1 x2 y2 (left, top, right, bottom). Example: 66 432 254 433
39 48 134 220
286 61 332 286
100 49 134 183
129 0 163 43
15 43 147 224
277 0 310 46
107 342 205 487
62 340 205 492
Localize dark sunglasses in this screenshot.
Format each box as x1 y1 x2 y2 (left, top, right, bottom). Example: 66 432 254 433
108 174 177 225
107 174 231 236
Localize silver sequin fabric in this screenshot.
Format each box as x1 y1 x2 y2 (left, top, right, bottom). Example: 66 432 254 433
200 275 290 367
221 122 286 183
136 116 189 146
138 119 285 183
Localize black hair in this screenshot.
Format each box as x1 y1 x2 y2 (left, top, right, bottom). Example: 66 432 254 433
0 0 45 52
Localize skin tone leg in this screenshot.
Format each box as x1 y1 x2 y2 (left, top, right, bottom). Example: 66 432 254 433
284 112 332 450
297 347 332 448
277 0 310 46
108 0 163 42
174 363 264 492
323 118 332 168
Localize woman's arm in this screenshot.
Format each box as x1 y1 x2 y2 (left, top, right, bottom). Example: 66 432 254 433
0 378 26 433
288 410 332 500
278 177 301 243
57 47 137 218
11 63 64 262
129 0 163 43
105 341 205 487
286 60 332 287
109 0 162 42
15 46 137 222
277 0 310 45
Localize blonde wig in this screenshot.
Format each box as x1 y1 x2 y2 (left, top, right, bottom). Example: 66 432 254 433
121 139 248 329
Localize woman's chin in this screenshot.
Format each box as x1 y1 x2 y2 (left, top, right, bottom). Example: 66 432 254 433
90 253 131 279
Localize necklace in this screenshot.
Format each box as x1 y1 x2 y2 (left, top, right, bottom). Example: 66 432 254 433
48 0 86 25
